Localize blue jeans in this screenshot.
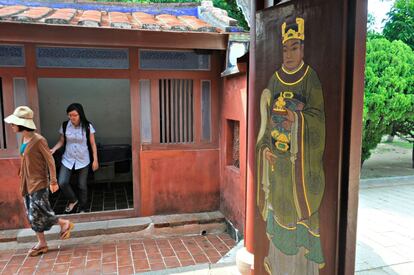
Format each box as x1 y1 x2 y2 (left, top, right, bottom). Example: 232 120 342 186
58 165 89 210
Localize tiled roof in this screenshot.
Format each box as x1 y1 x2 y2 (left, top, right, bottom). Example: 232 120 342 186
0 0 242 33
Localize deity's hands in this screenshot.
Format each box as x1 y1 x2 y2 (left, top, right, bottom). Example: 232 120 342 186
264 148 277 164
284 109 295 122
282 120 292 130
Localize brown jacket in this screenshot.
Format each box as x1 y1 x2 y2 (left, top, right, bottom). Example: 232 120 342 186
20 133 57 196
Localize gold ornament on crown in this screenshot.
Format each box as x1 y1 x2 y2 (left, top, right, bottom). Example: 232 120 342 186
281 17 305 44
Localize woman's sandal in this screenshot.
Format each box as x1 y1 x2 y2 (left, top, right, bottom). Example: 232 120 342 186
64 200 78 213
28 245 48 257
60 222 74 240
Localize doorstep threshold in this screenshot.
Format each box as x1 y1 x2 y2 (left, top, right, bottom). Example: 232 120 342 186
0 211 225 243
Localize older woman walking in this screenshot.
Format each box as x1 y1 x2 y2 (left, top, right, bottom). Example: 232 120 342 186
4 106 74 257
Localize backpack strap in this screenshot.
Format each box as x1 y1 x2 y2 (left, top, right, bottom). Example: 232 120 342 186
62 120 69 150
86 123 94 164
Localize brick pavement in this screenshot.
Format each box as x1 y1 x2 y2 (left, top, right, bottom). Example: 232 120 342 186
355 176 414 275
0 233 235 275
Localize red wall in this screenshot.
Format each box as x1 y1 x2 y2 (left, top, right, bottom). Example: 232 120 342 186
0 158 29 229
140 149 220 216
219 66 248 233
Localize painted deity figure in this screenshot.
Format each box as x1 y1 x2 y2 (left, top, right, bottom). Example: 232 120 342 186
256 17 326 275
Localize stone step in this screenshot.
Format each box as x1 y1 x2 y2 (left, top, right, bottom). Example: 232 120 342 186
0 211 226 243
137 262 240 275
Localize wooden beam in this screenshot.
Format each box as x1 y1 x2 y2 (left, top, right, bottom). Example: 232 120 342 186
0 22 228 50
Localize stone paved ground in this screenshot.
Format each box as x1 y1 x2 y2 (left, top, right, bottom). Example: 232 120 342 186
357 141 414 274
360 142 412 179
0 233 235 274
355 177 414 275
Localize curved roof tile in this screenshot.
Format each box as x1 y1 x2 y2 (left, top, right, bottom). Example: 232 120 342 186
0 1 243 33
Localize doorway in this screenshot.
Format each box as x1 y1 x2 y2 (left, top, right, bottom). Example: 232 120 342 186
38 78 133 214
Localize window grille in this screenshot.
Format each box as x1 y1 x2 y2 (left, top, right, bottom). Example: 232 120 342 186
159 79 194 144
0 45 25 67
36 47 129 69
232 121 240 168
227 120 240 168
0 78 6 149
140 50 210 71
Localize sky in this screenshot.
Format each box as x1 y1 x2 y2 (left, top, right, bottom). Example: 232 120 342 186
368 0 395 32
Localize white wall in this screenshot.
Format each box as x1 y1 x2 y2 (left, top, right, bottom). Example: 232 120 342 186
38 78 131 146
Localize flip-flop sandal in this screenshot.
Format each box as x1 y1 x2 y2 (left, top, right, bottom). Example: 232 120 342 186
60 222 74 240
64 200 78 213
28 245 48 257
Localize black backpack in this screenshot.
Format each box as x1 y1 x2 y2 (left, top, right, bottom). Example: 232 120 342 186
62 121 94 165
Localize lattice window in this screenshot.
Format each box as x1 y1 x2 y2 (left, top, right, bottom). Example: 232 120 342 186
36 47 129 69
227 120 240 168
0 45 25 67
0 78 6 149
159 79 194 144
140 50 210 71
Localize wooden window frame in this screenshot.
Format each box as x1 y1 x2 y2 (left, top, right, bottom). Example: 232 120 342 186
0 75 23 158
140 73 219 151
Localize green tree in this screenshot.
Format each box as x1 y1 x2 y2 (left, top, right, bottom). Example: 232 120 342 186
212 0 248 30
367 13 376 32
383 0 414 49
366 13 383 39
362 37 414 163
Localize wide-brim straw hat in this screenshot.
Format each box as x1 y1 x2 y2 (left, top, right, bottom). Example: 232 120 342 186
4 106 37 130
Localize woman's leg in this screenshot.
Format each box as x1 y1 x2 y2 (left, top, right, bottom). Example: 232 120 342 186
77 166 89 211
35 232 47 248
58 165 78 209
57 218 70 231
28 232 48 256
25 189 61 256
24 194 49 250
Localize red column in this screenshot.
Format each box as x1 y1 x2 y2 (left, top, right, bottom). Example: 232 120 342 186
245 3 256 257
242 0 261 273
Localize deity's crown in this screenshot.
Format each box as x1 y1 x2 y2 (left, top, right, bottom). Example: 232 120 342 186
281 17 305 44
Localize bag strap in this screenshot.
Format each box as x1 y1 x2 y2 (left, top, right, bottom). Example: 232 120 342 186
62 120 69 149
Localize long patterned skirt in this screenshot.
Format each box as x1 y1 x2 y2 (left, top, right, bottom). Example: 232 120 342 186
24 188 58 233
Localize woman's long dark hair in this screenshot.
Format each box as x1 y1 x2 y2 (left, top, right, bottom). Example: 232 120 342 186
66 103 90 133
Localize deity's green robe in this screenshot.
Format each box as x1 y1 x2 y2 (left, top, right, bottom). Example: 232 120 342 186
256 63 326 266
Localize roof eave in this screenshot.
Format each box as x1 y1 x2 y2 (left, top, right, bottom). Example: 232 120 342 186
0 21 228 50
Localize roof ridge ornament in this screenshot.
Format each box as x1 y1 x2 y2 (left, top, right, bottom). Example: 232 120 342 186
198 0 243 33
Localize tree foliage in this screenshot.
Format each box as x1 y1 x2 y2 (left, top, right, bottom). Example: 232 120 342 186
367 13 376 32
383 0 414 49
362 36 414 162
212 0 248 30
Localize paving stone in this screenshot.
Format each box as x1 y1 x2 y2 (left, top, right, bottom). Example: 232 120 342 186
356 179 414 273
